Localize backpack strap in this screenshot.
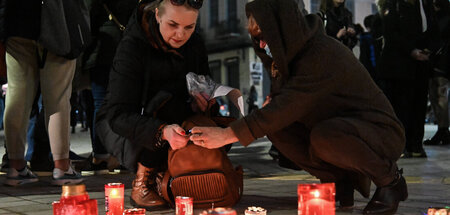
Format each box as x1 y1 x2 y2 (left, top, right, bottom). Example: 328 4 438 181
161 170 174 207
103 4 126 31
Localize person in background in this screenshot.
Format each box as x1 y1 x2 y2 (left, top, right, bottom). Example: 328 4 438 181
247 85 258 114
82 0 138 173
423 0 450 146
1 0 84 186
97 0 211 210
190 0 408 214
377 0 438 158
318 0 357 49
359 14 378 81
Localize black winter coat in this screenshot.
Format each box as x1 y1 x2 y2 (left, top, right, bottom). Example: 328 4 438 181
4 0 40 41
319 7 357 49
97 6 210 154
378 0 437 80
83 0 138 87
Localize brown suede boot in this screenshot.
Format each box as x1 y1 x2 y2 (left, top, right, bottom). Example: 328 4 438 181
130 163 167 210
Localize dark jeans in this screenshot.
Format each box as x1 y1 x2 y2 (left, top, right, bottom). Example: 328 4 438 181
25 96 42 161
91 82 108 157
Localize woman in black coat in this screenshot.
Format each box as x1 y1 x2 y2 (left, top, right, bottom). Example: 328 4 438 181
318 0 357 49
96 0 209 210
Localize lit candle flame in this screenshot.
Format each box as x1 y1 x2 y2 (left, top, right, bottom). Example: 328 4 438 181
110 189 118 197
313 190 320 198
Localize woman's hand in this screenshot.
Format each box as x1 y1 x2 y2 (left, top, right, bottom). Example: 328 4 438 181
191 92 216 113
346 27 356 35
189 127 238 149
337 27 347 39
262 95 271 107
162 124 190 150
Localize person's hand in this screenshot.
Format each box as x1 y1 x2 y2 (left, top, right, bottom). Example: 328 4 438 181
2 84 7 96
337 27 347 39
191 92 216 113
411 49 429 61
162 124 190 150
189 127 238 149
347 27 356 35
262 95 271 107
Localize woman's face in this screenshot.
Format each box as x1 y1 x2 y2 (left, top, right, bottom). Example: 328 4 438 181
155 3 198 48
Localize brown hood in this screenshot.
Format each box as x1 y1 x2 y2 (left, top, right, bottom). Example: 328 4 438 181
245 0 324 79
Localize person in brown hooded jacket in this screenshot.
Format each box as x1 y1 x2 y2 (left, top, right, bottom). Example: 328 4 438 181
189 0 408 214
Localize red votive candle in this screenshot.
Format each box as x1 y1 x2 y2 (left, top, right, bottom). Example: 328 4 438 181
297 183 335 215
105 183 124 215
175 196 193 215
53 184 98 215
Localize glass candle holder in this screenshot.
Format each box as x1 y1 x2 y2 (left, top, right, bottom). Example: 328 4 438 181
175 196 193 215
105 183 124 215
297 183 335 215
53 184 98 215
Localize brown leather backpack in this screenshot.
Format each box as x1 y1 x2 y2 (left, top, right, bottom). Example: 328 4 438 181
159 115 243 208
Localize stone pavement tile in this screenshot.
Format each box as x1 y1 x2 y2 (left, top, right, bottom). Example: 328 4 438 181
1 202 49 213
0 198 41 208
24 210 54 215
0 197 23 204
19 194 60 204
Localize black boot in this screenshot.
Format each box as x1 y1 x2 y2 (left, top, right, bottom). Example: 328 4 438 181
363 169 408 214
424 128 450 145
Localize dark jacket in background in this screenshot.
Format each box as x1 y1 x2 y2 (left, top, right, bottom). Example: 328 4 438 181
318 6 357 49
432 9 450 76
378 0 438 80
97 4 210 153
83 0 138 87
4 0 41 41
359 31 377 79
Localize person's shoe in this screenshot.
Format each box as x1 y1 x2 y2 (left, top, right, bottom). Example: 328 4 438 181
363 170 408 214
401 149 427 158
87 157 109 175
52 166 83 186
69 151 86 161
424 128 450 145
4 166 39 186
0 154 9 173
30 159 54 176
130 163 167 210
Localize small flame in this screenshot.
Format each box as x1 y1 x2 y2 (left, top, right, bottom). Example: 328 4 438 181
110 189 118 197
313 190 320 198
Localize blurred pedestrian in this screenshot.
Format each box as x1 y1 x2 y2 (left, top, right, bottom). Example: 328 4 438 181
318 0 357 49
1 0 89 186
377 0 438 158
82 0 138 174
424 0 450 145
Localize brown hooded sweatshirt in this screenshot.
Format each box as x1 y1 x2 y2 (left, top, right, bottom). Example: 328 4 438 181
229 0 405 160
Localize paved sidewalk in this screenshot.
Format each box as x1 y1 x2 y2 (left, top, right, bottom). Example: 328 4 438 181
0 124 449 214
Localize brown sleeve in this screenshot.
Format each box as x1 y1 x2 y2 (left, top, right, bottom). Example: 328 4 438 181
229 117 256 146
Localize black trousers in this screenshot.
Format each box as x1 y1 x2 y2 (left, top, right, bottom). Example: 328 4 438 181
268 119 404 188
380 70 429 153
